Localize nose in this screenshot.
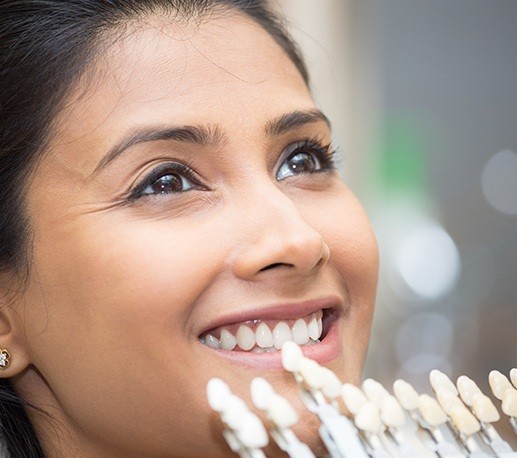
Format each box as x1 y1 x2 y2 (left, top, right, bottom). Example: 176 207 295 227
230 184 330 281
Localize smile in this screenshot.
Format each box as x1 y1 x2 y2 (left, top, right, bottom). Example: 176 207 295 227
199 310 324 352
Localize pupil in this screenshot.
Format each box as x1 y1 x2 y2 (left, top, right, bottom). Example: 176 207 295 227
289 153 315 173
152 174 182 194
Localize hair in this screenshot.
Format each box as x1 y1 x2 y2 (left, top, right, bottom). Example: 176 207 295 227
0 1 308 456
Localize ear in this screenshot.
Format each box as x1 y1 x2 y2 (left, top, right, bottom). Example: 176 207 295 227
0 276 31 378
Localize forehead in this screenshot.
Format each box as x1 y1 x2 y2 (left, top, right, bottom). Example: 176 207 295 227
50 12 312 162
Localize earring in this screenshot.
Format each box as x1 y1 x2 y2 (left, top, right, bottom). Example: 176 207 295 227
0 349 10 369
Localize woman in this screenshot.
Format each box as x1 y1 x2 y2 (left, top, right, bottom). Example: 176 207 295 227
0 0 378 456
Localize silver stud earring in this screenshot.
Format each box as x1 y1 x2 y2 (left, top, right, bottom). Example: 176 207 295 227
0 349 11 369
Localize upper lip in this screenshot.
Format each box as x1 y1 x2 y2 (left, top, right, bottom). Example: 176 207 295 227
197 295 343 337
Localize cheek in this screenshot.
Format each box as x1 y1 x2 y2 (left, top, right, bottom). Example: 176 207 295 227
300 188 379 292
25 214 226 363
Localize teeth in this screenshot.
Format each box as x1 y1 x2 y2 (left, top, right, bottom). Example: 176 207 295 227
472 393 500 423
449 404 481 436
299 357 325 390
292 318 310 345
266 393 299 429
281 341 304 372
236 325 255 350
251 346 277 353
320 367 342 399
341 383 368 415
435 388 464 415
250 377 274 411
308 317 319 340
381 395 405 428
203 334 220 349
273 322 292 349
489 370 513 400
362 378 390 408
502 388 517 417
354 401 382 434
429 369 458 395
418 394 447 427
255 322 274 348
201 312 325 352
220 328 237 350
457 375 482 406
206 378 232 412
511 368 517 389
393 379 419 411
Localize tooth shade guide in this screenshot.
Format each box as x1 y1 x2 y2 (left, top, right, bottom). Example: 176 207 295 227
429 369 458 395
362 378 390 408
489 369 514 400
511 368 517 389
502 388 517 417
380 395 405 427
208 359 517 458
250 377 274 411
281 341 303 372
206 378 231 412
341 383 368 415
456 375 482 406
393 379 419 411
471 393 500 423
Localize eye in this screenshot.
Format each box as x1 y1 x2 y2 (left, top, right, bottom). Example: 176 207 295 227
276 139 335 181
130 162 200 200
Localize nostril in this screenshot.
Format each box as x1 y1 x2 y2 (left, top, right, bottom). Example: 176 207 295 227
259 262 293 272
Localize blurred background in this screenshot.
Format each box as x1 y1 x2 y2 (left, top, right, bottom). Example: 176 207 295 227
277 0 516 438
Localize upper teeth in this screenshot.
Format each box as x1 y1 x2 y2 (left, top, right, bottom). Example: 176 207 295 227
200 313 323 352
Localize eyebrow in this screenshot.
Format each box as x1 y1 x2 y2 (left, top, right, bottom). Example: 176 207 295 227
92 109 330 175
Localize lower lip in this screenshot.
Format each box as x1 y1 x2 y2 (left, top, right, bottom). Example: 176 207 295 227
203 319 342 369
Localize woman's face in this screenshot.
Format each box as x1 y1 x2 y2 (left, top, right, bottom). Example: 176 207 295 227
14 11 378 457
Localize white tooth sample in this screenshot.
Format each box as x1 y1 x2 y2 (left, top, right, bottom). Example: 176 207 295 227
281 341 303 372
220 328 237 350
341 383 368 415
267 393 299 429
299 357 325 390
457 375 482 406
224 394 250 429
380 395 405 427
255 322 274 348
472 393 500 423
362 378 390 408
206 378 231 412
429 369 458 395
489 370 513 400
236 411 269 449
317 317 323 337
435 388 463 415
320 367 342 399
291 318 310 345
203 334 220 349
236 325 255 351
450 404 480 436
355 401 382 434
308 317 320 340
250 377 274 411
393 379 419 411
273 322 292 349
502 388 517 417
510 368 517 389
418 394 447 427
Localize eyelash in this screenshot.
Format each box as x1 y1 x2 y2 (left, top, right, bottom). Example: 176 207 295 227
128 138 338 201
281 137 338 174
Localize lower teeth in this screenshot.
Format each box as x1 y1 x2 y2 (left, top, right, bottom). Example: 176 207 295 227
250 339 320 353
